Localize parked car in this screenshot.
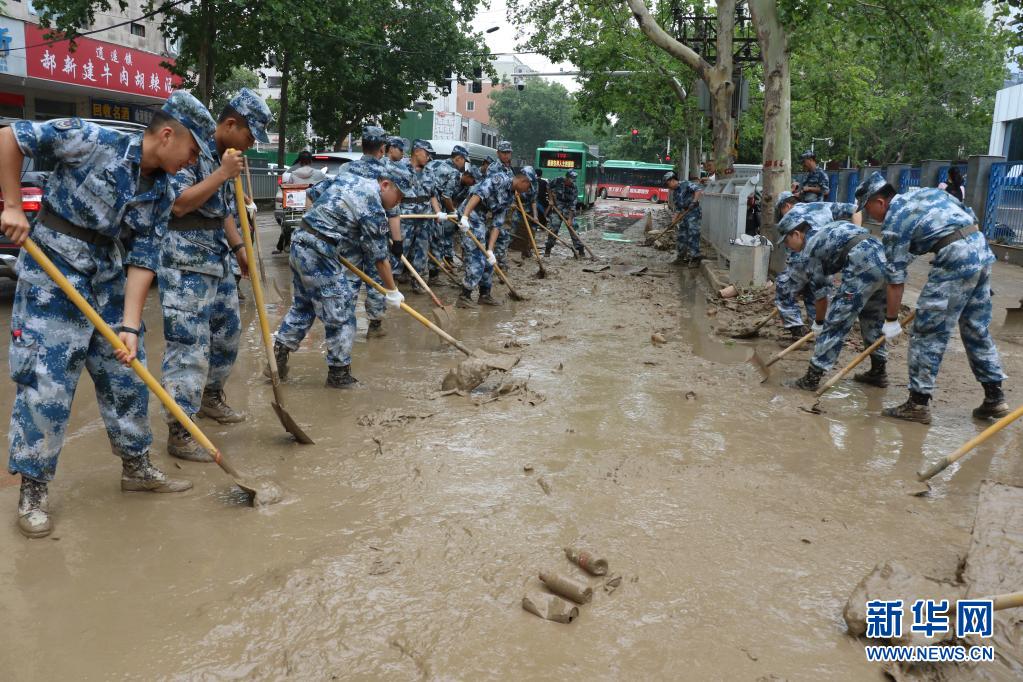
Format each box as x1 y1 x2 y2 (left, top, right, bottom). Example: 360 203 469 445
0 117 148 279
273 152 361 231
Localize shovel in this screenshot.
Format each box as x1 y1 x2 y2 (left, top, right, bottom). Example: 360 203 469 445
241 158 282 303
750 328 816 382
546 197 592 259
917 401 1023 481
525 212 577 256
338 256 520 376
400 254 454 329
233 174 315 445
428 250 462 287
453 218 528 301
514 193 546 277
561 212 599 260
732 308 780 339
21 237 280 506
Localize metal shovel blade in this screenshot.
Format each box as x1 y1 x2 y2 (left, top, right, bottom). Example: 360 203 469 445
431 305 455 331
270 381 314 444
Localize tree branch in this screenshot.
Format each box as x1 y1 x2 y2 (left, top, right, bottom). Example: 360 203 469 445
624 0 710 79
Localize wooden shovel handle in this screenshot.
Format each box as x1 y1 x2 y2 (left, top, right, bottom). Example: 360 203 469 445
338 255 472 357
20 238 238 476
400 254 445 309
454 217 523 298
918 402 1023 481
764 329 816 368
428 250 461 286
524 212 575 252
515 193 546 263
232 174 279 378
816 311 917 397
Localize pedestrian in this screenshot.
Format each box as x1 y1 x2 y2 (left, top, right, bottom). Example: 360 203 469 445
276 151 326 253
271 165 411 388
772 191 860 341
158 87 271 462
545 170 584 257
428 144 470 279
939 167 966 203
663 171 703 268
793 150 829 202
775 214 889 391
0 98 201 537
393 139 443 293
856 171 1009 424
456 170 533 308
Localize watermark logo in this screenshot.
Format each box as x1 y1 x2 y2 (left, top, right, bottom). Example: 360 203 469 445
864 598 994 663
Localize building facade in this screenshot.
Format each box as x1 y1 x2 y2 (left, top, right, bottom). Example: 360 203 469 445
0 1 179 122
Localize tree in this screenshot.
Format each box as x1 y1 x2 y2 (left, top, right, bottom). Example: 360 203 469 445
489 80 580 161
210 66 260 118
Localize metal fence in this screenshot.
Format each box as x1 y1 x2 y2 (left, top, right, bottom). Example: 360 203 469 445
700 175 760 257
983 162 1023 244
247 168 284 201
898 167 921 193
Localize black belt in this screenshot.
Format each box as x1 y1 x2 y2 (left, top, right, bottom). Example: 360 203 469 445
835 233 870 270
301 222 339 246
401 197 432 204
36 205 113 246
930 224 979 254
168 214 223 231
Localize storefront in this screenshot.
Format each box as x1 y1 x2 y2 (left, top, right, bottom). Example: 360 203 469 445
0 16 179 122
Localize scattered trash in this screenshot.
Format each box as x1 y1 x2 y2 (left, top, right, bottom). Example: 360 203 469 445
604 575 623 594
719 284 738 299
643 360 658 366
441 358 493 393
583 265 611 273
564 547 608 576
537 477 552 495
651 333 666 346
684 391 697 401
522 590 579 624
356 408 436 428
523 464 534 472
539 571 593 604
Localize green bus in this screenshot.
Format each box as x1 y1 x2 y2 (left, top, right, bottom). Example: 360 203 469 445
535 140 600 208
598 160 675 203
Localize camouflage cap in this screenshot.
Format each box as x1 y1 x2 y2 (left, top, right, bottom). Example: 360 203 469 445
451 144 469 159
228 87 271 144
382 162 415 196
161 90 216 159
855 171 888 212
566 170 578 179
483 154 496 165
799 150 815 161
662 170 678 186
387 136 406 151
776 211 811 246
362 125 387 144
520 165 537 183
775 190 795 211
464 164 482 182
412 138 435 154
497 140 513 152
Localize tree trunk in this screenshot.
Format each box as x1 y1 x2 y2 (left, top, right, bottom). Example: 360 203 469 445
710 0 735 177
196 1 212 105
276 50 291 167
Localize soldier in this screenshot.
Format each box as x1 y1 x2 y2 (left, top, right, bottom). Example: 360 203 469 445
794 151 829 202
428 144 471 279
456 170 532 308
158 87 271 463
663 171 703 268
491 141 514 177
775 214 889 391
332 125 403 339
0 103 201 537
480 155 495 178
505 165 538 263
545 170 583 257
385 137 406 165
773 191 859 341
271 165 411 387
856 172 1009 424
394 139 444 292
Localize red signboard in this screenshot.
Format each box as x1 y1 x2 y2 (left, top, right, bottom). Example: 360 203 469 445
25 24 180 99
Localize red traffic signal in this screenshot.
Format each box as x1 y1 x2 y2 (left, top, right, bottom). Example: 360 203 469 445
631 128 638 136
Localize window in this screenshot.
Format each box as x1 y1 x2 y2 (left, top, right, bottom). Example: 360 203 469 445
466 100 474 112
34 97 77 121
267 76 282 88
130 23 145 37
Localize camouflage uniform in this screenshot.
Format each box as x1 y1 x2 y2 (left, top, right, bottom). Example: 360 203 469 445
882 188 1005 396
672 180 703 260
275 174 391 369
460 172 515 294
775 202 857 330
337 150 392 322
429 155 465 266
6 118 171 482
804 221 887 372
487 156 515 265
800 168 830 202
546 175 582 253
394 149 438 279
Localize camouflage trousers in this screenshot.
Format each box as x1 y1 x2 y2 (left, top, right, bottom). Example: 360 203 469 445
158 259 241 420
275 230 356 368
676 212 702 259
776 263 816 330
8 236 151 482
431 218 456 267
546 208 583 252
393 215 432 279
494 222 512 265
461 213 495 293
908 263 1006 395
810 240 887 372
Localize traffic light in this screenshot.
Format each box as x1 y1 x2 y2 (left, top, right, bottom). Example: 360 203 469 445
472 66 483 94
631 128 639 143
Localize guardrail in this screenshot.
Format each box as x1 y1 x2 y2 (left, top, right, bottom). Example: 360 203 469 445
246 168 284 201
701 175 760 258
899 167 921 193
983 162 1023 245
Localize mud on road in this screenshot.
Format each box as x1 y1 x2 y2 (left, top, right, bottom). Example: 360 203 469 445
1 200 1021 680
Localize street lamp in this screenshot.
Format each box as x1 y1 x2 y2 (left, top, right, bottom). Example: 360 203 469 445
810 137 833 155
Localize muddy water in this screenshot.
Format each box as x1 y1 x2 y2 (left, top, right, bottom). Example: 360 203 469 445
0 201 1021 680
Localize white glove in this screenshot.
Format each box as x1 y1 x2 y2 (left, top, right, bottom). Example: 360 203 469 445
486 250 497 266
459 215 471 234
436 211 449 222
882 319 903 341
811 321 824 336
384 288 405 309
246 200 257 215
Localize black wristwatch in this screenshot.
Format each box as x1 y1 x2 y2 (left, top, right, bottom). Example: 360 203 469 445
119 325 140 336
230 243 244 254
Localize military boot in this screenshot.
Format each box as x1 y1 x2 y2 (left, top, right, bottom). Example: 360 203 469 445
853 356 889 388
779 325 809 348
367 319 386 338
326 365 358 389
262 341 290 381
973 382 1010 420
785 363 824 391
168 422 213 462
544 246 552 258
882 391 932 425
478 288 502 306
17 477 51 539
199 388 246 424
121 452 193 493
456 288 477 309
411 280 425 295
687 255 702 269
